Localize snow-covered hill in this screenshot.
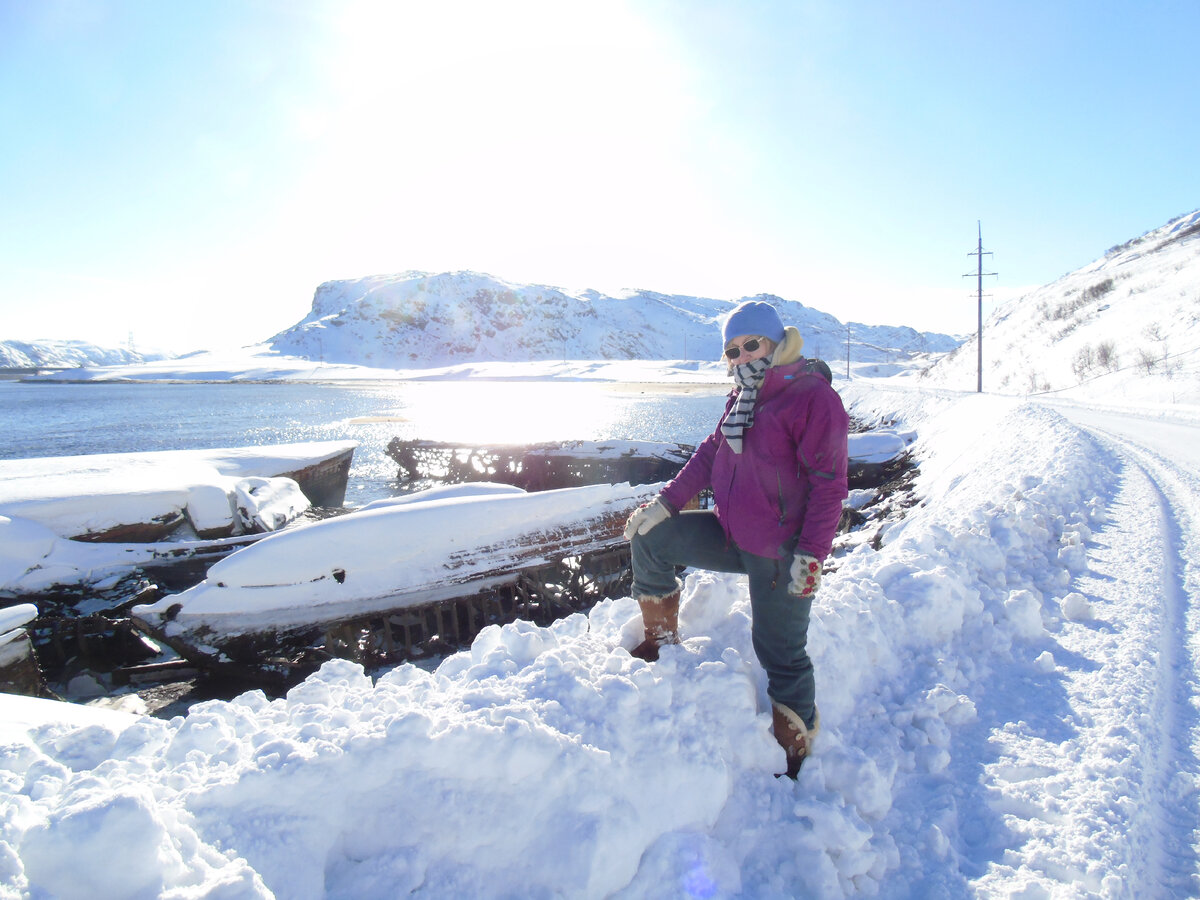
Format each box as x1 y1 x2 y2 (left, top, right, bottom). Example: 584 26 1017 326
0 338 173 369
267 271 960 368
918 209 1200 402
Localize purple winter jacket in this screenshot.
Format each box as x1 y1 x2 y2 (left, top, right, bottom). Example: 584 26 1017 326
659 359 849 561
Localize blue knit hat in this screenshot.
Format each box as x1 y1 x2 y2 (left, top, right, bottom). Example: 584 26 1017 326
722 300 785 346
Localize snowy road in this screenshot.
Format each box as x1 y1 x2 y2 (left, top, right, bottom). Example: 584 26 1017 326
1041 403 1200 896
828 386 1200 897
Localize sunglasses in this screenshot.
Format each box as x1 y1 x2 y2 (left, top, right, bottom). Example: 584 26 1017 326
724 338 764 360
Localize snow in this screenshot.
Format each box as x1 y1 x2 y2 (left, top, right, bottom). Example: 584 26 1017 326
0 338 174 370
0 441 355 540
847 429 914 464
5 216 1200 897
265 271 958 369
0 605 37 650
13 269 959 385
916 209 1200 407
133 482 660 634
232 477 310 533
0 443 358 595
5 379 1200 898
357 482 527 511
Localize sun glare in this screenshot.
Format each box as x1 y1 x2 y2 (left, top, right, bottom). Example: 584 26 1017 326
393 381 606 445
360 380 720 448
274 0 716 291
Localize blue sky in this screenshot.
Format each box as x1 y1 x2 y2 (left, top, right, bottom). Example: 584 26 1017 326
2 0 1197 353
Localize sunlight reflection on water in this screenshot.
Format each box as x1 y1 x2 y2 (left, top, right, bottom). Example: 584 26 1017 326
350 381 726 445
2 380 730 506
333 382 730 501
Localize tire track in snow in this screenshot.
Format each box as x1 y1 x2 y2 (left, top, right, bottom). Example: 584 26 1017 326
1063 415 1200 896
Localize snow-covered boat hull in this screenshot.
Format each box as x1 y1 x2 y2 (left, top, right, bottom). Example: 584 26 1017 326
132 482 659 675
0 441 356 544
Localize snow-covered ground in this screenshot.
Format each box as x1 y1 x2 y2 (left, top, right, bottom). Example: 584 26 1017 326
4 373 1200 898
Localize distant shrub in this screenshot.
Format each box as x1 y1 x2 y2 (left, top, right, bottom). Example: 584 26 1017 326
1049 296 1084 321
1072 344 1096 380
1051 278 1116 321
1136 348 1158 374
1054 323 1078 341
1081 278 1115 302
1096 340 1119 371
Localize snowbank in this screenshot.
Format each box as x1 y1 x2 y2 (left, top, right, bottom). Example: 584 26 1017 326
0 385 1133 897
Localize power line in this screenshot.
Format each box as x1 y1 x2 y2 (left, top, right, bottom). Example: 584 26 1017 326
964 221 998 393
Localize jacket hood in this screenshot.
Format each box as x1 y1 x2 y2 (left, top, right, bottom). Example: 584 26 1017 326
770 326 805 367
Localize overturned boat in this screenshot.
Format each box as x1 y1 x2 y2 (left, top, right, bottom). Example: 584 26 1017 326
0 441 357 597
132 482 659 682
0 440 356 543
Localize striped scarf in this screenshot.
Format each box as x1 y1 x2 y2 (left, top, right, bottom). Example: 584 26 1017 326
721 357 771 453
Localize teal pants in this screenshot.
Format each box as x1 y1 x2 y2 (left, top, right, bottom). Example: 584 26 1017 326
630 510 816 728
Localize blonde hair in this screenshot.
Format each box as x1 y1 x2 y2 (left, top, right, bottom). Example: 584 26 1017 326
721 327 805 370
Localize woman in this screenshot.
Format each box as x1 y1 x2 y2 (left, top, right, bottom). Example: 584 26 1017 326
624 299 849 777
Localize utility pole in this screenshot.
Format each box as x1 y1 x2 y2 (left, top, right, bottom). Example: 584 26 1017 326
964 221 997 393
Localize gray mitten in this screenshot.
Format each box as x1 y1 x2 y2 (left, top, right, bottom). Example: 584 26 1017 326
623 498 670 540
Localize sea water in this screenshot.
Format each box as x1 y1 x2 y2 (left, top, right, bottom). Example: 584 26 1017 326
1 381 729 506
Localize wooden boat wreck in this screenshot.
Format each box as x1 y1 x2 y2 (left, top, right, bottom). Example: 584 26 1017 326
0 440 356 544
386 438 694 491
0 442 358 690
0 604 45 696
386 433 913 493
0 441 357 595
131 482 660 684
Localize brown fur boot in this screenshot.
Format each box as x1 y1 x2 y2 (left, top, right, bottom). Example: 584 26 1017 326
772 701 820 779
630 586 681 661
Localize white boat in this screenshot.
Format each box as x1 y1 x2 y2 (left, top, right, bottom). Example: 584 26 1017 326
132 482 659 677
